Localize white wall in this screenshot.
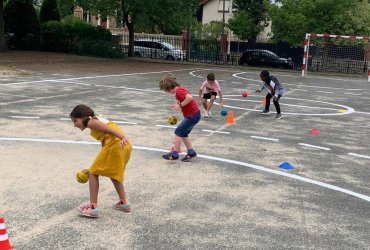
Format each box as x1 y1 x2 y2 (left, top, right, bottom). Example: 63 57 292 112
202 0 232 24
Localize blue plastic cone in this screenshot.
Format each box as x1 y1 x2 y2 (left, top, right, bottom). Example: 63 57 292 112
279 162 294 170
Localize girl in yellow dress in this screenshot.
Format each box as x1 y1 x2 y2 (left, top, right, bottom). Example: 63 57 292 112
70 104 132 218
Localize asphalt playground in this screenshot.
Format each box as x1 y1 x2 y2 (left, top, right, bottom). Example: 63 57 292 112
0 60 369 249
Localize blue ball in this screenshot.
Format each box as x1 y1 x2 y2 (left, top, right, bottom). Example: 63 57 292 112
221 109 228 116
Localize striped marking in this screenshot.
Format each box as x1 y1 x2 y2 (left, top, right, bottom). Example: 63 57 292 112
202 129 230 134
0 137 369 202
251 136 279 142
11 116 40 119
348 153 370 160
298 143 331 151
0 234 9 241
114 121 138 125
156 125 177 129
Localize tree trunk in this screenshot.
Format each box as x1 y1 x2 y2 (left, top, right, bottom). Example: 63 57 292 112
127 17 133 57
121 0 134 57
0 0 8 51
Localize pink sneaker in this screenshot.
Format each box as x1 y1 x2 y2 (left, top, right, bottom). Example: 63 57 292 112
77 203 100 218
114 201 131 212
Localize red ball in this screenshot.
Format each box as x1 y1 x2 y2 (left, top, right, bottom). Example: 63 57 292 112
242 91 248 97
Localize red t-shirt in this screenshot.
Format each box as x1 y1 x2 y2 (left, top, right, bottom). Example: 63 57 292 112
176 86 199 117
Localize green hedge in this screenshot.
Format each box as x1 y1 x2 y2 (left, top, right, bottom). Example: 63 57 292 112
41 17 123 58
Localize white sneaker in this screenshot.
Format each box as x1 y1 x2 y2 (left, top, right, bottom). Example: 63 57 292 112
202 112 209 117
207 111 212 117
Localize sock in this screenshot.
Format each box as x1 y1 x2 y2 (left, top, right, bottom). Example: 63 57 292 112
172 150 179 157
120 198 128 204
188 148 194 154
90 202 97 209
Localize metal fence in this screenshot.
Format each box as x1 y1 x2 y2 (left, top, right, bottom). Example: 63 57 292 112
112 33 303 69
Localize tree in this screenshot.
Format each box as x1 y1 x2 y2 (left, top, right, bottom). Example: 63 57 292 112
227 0 269 42
4 0 41 49
269 0 370 47
39 0 61 23
0 0 7 51
84 0 199 57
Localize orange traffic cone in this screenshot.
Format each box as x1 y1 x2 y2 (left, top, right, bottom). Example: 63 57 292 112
0 217 14 250
262 97 266 105
227 111 234 124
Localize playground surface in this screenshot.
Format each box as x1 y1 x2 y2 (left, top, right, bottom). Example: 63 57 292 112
0 51 369 249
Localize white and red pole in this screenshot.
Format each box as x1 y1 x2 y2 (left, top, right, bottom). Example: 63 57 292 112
302 33 310 76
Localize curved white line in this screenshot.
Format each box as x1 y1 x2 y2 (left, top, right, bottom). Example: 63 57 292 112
220 94 355 116
0 137 369 202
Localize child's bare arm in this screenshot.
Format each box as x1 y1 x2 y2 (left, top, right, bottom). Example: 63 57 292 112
218 90 223 105
87 119 129 146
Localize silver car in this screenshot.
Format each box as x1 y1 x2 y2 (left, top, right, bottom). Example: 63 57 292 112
133 39 184 61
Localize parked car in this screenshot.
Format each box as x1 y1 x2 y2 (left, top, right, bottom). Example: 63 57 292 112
239 49 294 69
133 39 184 61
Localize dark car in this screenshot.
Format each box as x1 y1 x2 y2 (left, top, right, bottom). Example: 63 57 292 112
239 49 294 69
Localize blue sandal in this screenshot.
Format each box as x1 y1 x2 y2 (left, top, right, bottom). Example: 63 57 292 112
182 152 197 162
162 153 179 160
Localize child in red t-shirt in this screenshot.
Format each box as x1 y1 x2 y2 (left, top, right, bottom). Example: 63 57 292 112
159 74 201 161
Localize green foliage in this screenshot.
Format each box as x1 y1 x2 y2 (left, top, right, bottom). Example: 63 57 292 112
41 16 123 58
39 0 61 23
56 0 74 17
192 21 223 40
227 0 269 42
4 0 41 49
270 0 370 47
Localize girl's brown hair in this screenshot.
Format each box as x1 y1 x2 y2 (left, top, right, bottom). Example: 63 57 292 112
70 104 95 126
159 74 179 92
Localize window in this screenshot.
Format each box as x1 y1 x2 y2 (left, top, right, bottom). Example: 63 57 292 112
218 0 230 12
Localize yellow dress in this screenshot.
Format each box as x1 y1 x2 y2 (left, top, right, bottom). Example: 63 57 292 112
89 119 132 182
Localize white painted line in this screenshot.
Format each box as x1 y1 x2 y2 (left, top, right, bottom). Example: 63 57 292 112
2 68 201 86
348 153 370 160
316 91 334 94
202 129 230 134
114 121 138 125
344 92 362 96
1 137 369 202
251 136 279 142
156 125 177 129
59 118 138 125
298 143 331 151
354 111 370 115
11 116 40 119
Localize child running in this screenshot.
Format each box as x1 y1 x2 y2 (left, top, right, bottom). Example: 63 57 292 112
198 73 223 117
159 74 201 161
255 70 285 119
70 104 132 218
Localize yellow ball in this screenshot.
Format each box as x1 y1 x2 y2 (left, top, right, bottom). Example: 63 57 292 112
76 169 89 183
168 115 177 125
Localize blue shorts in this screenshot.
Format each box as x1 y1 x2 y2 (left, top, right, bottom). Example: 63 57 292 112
174 111 201 137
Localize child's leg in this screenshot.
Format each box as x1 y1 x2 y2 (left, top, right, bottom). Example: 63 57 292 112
182 137 193 150
273 96 281 114
172 135 182 151
88 172 99 207
201 98 208 110
206 95 216 111
110 178 128 202
265 93 272 111
111 178 131 212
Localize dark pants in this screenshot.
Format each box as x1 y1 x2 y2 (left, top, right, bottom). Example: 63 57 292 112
265 93 281 114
